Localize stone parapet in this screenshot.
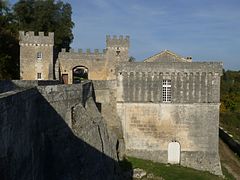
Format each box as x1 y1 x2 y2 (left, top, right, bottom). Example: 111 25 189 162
19 31 54 45
106 35 129 48
59 48 106 60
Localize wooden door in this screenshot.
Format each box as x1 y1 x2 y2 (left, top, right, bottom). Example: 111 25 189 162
62 74 68 84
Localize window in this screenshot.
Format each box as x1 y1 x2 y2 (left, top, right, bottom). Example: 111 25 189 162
37 73 42 79
37 52 42 60
116 47 120 56
163 80 171 102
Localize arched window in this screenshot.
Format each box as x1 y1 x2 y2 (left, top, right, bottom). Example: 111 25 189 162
72 66 88 84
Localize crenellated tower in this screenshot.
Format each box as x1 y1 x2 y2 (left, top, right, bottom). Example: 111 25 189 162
106 35 129 62
19 31 54 80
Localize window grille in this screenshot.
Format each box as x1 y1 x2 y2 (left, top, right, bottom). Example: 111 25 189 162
37 73 42 79
163 80 171 102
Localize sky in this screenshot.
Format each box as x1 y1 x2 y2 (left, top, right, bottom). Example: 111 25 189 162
9 0 240 70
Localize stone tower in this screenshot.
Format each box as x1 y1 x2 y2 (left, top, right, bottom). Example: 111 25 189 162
106 35 129 63
19 31 54 80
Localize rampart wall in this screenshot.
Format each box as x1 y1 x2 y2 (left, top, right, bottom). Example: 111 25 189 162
0 81 121 180
92 80 122 137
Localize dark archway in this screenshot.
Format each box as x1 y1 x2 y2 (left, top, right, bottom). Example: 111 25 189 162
72 66 88 84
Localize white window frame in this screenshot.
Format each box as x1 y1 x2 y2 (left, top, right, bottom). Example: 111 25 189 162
37 52 42 60
162 79 171 102
37 73 42 80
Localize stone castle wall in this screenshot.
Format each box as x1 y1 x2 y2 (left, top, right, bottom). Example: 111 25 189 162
56 35 130 83
116 62 223 175
58 49 113 82
117 62 222 103
92 80 123 138
0 81 121 180
17 31 223 175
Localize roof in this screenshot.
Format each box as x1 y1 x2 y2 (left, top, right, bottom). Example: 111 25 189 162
143 50 192 63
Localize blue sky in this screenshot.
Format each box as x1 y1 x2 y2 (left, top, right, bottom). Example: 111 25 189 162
9 0 240 70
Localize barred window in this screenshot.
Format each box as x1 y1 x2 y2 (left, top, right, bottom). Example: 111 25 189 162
37 73 42 79
37 52 42 60
162 80 171 102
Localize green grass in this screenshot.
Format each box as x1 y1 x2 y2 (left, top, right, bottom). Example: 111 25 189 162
221 165 235 180
120 157 224 180
220 112 240 141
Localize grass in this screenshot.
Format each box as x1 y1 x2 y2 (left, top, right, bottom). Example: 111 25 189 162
221 165 235 180
120 156 225 180
220 112 240 141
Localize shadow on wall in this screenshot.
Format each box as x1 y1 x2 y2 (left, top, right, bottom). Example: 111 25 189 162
0 87 133 180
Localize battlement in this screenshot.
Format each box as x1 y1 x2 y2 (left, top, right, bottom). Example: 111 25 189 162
106 35 129 48
59 48 106 60
60 48 106 54
19 31 54 46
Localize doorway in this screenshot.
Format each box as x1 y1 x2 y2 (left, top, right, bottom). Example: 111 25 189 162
72 66 88 84
62 74 68 84
168 141 180 164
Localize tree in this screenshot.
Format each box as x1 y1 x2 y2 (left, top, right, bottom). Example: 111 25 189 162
13 0 74 51
129 56 135 62
0 1 19 79
0 0 74 79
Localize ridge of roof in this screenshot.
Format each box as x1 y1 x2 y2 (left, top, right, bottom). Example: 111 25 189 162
143 49 191 62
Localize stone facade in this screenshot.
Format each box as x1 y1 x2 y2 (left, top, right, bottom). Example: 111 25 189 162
19 31 223 175
19 31 54 80
116 62 222 175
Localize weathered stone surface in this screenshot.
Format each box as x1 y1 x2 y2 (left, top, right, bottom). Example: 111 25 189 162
14 30 224 177
19 31 54 80
133 168 147 179
116 61 223 176
0 81 122 180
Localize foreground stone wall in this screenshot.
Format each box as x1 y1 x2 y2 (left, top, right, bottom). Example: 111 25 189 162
92 81 122 134
0 81 121 180
0 89 45 180
0 80 59 93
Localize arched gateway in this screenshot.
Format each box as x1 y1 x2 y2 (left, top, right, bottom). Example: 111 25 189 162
72 66 88 84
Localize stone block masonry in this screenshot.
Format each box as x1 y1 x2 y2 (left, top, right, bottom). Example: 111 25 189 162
117 62 222 103
19 31 54 80
0 81 122 180
116 61 223 175
17 30 223 176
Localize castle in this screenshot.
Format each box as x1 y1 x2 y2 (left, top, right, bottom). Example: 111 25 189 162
18 31 223 175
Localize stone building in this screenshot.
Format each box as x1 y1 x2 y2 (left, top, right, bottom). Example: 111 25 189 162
19 31 223 175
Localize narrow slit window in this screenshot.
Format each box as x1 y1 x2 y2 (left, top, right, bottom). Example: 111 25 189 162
163 80 171 102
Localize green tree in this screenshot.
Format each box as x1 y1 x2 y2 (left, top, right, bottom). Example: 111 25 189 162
0 1 19 79
129 56 135 62
221 70 240 112
13 0 74 51
0 0 74 79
